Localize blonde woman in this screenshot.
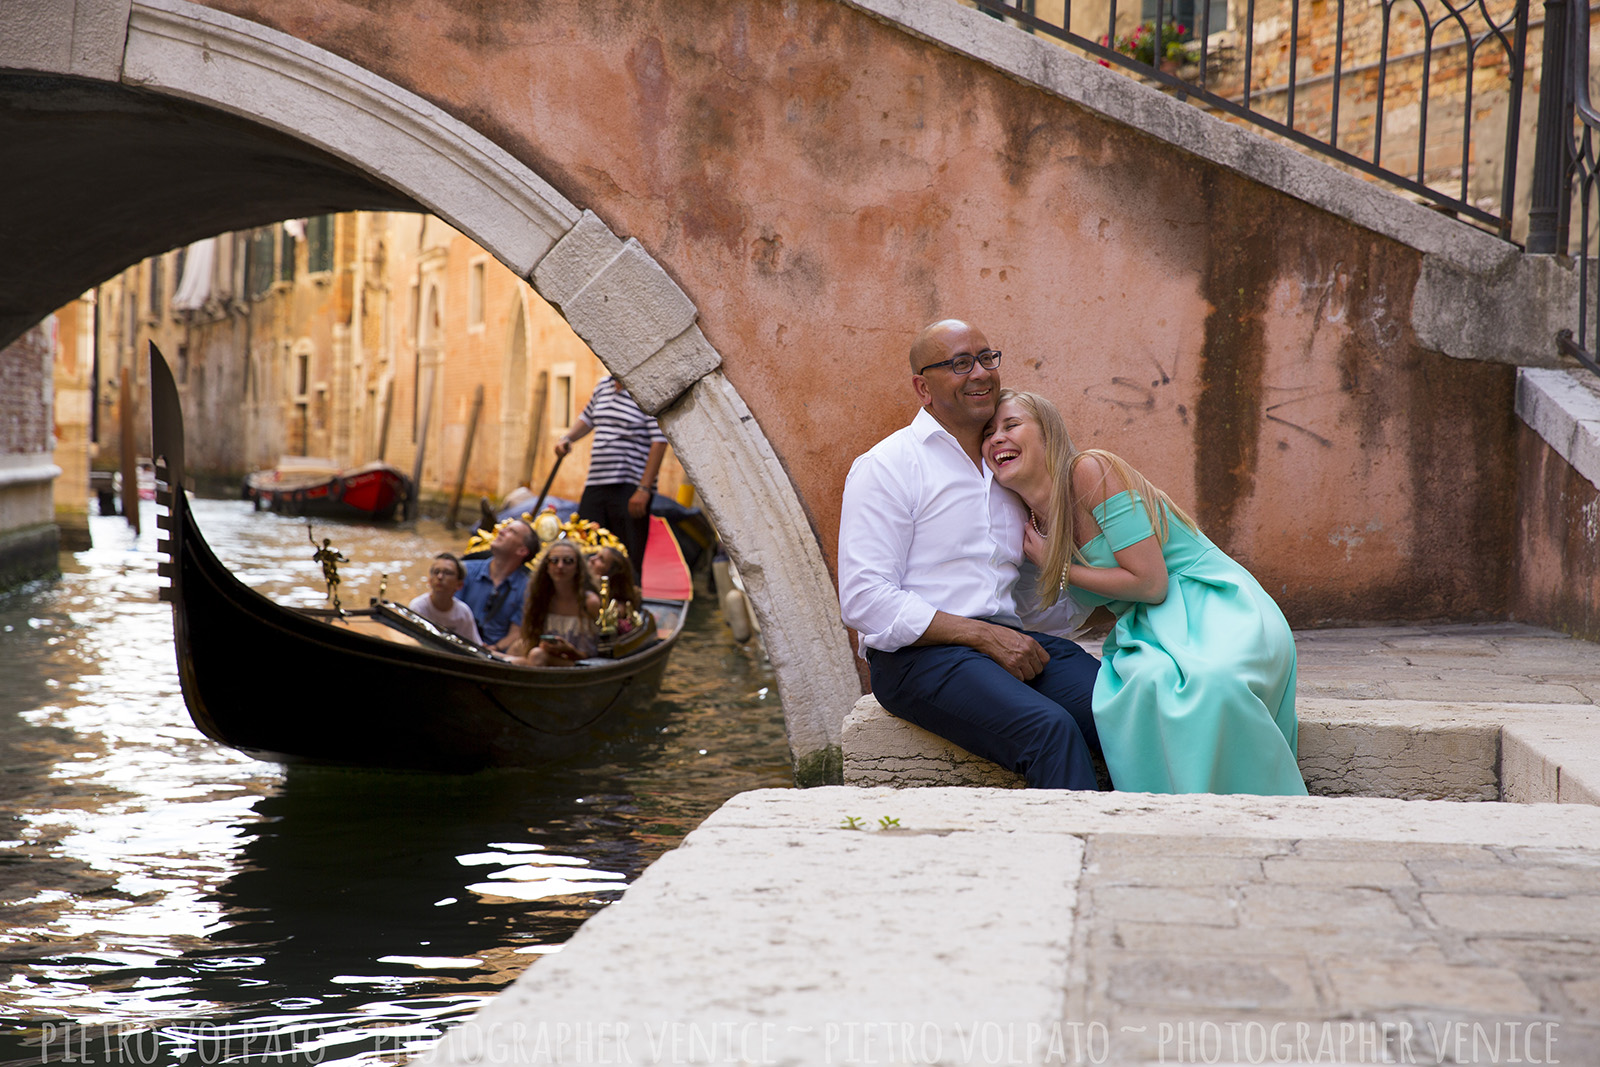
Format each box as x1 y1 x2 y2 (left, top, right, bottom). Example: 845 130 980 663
982 389 1306 795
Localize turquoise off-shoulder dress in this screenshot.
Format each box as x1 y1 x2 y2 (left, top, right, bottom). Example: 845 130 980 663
1072 491 1308 795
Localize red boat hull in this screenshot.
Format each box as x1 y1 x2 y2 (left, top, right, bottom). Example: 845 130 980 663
244 463 411 521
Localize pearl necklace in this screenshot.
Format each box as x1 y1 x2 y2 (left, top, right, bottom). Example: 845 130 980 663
1029 507 1074 593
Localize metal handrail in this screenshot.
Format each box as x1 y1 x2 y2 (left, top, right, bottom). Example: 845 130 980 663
1553 0 1600 374
973 0 1530 238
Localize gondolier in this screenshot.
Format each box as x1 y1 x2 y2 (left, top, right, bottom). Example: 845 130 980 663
555 376 668 582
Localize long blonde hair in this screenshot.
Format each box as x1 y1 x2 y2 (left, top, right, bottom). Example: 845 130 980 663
998 390 1197 607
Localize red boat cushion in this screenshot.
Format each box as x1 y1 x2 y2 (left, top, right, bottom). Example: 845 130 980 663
640 515 693 602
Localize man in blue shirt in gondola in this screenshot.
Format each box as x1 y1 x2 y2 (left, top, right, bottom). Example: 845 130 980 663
457 519 535 648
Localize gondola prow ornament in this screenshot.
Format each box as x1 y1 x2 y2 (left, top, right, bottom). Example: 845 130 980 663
307 527 350 615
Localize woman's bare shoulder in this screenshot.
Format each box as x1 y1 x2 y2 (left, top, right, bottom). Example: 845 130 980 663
1069 452 1116 504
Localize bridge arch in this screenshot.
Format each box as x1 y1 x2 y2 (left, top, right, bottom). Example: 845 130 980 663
2 0 857 781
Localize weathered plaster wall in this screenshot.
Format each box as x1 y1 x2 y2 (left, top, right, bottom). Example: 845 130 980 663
196 0 1523 625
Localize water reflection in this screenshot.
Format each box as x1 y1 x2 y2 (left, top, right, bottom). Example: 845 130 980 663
0 499 790 1065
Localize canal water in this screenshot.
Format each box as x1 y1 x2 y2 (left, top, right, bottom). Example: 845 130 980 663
0 499 791 1066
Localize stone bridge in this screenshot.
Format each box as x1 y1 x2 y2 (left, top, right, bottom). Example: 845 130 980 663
3 0 1590 781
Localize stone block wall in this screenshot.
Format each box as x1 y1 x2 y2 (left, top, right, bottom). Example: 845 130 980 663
0 319 61 589
1 321 52 456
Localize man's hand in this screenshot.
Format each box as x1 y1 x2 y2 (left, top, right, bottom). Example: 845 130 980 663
916 612 1050 681
972 621 1049 680
554 437 573 458
628 486 651 518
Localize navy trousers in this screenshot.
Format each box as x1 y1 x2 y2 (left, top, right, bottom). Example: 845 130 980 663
869 631 1102 790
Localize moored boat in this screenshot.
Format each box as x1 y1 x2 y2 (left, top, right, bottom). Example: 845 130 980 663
244 458 411 521
150 343 691 772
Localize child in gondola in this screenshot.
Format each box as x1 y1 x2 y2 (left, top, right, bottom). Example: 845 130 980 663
409 553 484 645
505 540 602 666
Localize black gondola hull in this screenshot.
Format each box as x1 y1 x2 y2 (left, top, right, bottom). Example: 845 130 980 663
152 343 686 772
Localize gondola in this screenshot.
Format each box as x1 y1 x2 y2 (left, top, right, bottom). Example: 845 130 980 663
244 459 411 521
149 343 692 772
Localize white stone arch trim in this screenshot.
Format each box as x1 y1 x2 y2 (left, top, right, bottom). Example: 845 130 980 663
121 0 580 276
34 0 859 771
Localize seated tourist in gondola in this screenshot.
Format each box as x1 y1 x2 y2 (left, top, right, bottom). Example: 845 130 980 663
408 552 483 644
459 518 536 650
588 546 641 632
504 540 602 666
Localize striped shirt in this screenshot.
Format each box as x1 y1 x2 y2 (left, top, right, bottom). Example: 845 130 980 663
577 377 668 488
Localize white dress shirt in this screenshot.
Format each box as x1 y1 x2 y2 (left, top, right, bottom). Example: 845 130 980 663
838 408 1090 655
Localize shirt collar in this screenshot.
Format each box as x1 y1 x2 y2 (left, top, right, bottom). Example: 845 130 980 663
911 407 992 483
910 406 946 443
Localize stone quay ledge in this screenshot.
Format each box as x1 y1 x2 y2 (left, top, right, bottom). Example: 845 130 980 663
422 788 1600 1066
423 623 1600 1066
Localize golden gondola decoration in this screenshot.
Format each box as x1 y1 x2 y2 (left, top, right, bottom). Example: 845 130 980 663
307 526 349 614
465 507 627 564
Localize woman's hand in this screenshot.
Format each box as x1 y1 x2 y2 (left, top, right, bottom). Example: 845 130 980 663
1022 520 1048 567
540 635 580 660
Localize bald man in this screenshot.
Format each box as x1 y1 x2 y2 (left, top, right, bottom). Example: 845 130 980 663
837 319 1102 789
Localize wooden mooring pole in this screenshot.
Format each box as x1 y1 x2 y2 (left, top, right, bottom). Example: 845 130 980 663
118 373 139 534
520 369 549 490
407 366 434 522
376 378 395 462
446 384 484 529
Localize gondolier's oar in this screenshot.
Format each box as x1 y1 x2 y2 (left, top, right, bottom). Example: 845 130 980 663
531 451 565 516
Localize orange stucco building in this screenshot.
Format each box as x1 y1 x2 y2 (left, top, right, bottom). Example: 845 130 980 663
89 213 685 512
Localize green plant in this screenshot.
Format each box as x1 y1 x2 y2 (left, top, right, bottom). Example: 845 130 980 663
1104 21 1194 66
877 816 901 830
840 816 865 831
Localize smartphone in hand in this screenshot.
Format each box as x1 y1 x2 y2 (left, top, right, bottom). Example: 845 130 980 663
539 634 578 660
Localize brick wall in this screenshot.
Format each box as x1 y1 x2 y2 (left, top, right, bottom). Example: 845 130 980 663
0 320 52 456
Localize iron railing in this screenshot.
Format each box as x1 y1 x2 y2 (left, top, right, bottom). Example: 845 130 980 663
1540 0 1600 374
973 0 1531 238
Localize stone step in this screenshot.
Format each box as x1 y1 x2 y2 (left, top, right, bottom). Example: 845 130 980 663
843 624 1600 803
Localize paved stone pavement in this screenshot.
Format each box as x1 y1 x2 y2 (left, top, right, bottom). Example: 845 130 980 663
1074 831 1599 1065
422 625 1600 1067
423 789 1600 1067
1292 623 1600 705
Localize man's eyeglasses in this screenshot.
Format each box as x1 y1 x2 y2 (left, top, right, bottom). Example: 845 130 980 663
918 349 1002 376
